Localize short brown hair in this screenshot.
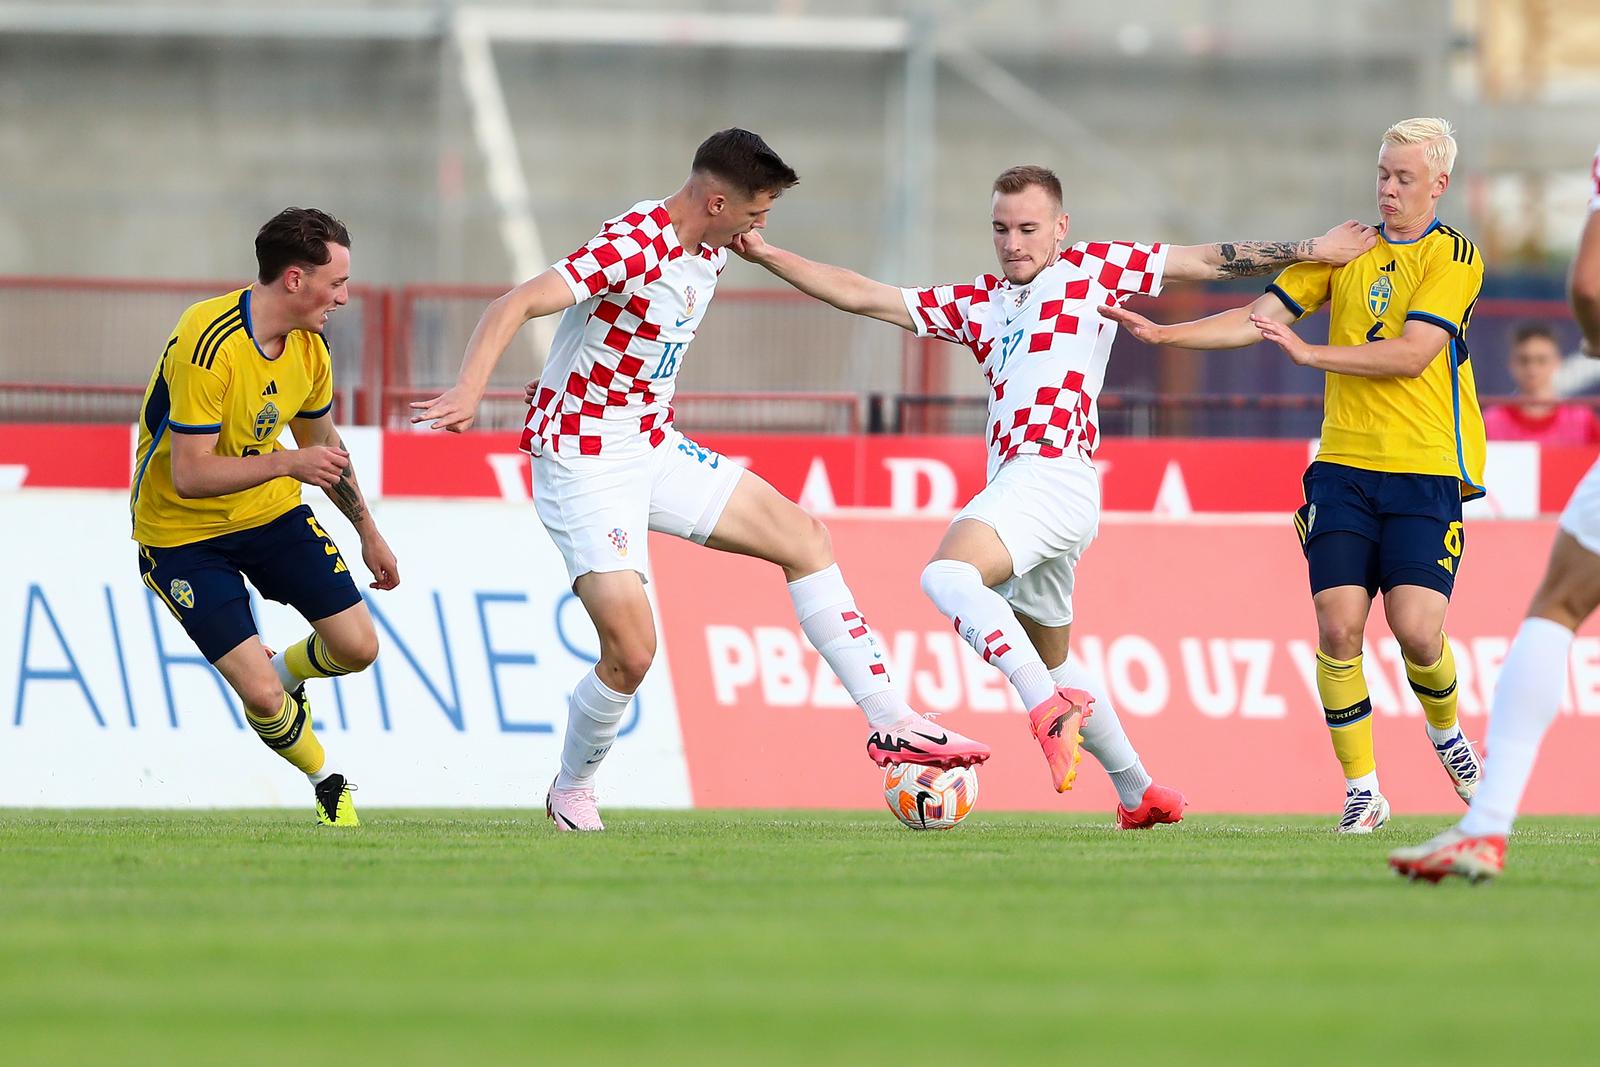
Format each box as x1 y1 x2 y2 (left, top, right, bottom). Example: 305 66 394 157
691 128 800 197
1512 321 1557 348
256 207 351 284
993 165 1063 205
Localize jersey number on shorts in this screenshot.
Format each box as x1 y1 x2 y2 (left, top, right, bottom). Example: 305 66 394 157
306 515 350 575
1437 520 1464 574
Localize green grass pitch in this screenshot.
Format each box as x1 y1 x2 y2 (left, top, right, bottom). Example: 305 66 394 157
3 810 1598 1065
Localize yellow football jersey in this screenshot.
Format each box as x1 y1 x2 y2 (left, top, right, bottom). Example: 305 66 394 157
1268 219 1486 500
131 288 335 547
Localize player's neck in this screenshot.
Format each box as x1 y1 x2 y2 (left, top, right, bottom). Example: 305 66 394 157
662 188 710 253
1382 212 1436 243
245 285 293 354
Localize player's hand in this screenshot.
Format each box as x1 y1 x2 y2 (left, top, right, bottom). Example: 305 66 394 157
360 531 400 591
523 377 539 404
1102 303 1169 344
729 230 770 262
410 384 480 433
283 445 349 489
1310 220 1379 266
1251 314 1317 367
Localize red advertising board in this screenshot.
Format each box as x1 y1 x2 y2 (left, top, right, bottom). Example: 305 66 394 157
651 516 1599 815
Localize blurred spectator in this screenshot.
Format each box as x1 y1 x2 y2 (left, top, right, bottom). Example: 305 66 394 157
1483 322 1600 444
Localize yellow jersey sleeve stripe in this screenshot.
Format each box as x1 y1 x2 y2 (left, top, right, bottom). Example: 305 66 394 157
296 400 333 419
1406 310 1460 337
1265 283 1305 318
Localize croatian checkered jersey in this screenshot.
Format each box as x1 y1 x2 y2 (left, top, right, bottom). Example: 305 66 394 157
901 241 1167 478
521 200 725 460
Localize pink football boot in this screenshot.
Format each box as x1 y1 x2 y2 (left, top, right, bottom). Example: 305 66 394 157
867 712 991 769
1028 687 1094 792
1116 783 1188 830
545 781 604 832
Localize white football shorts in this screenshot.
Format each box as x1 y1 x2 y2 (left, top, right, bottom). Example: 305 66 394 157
1559 456 1600 557
532 429 745 587
954 452 1101 628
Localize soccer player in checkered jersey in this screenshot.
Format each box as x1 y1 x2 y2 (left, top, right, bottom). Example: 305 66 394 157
1111 119 1489 834
1390 141 1600 882
412 129 990 831
737 165 1375 827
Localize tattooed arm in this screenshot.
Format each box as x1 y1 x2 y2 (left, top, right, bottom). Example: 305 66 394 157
290 412 400 590
1161 220 1377 283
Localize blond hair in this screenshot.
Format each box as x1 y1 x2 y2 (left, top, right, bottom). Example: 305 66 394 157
1381 117 1458 178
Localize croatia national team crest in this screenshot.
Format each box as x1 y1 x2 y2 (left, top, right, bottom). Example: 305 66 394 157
169 578 195 609
607 527 629 557
1367 274 1392 317
253 400 280 442
682 285 697 323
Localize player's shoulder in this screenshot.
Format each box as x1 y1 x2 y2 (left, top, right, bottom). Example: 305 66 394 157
1423 221 1482 270
597 199 671 237
175 288 249 369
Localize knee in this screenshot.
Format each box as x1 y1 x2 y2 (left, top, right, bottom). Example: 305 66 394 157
331 629 380 672
1529 581 1595 632
1394 628 1443 666
1317 620 1365 661
239 680 287 719
920 558 982 613
793 514 834 573
599 637 656 693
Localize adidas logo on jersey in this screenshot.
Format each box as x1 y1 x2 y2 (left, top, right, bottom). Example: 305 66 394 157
261 380 278 396
1380 259 1397 272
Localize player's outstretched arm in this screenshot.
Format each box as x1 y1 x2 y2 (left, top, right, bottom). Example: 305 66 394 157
410 269 578 432
1252 315 1450 379
290 413 399 590
1104 292 1295 350
1161 221 1377 283
731 230 916 332
170 429 348 500
1571 209 1600 357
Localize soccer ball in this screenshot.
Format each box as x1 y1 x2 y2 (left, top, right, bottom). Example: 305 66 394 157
883 763 978 830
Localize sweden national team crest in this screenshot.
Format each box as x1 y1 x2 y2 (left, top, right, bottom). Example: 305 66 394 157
1367 274 1392 317
607 527 629 557
169 578 194 609
253 400 280 442
1307 504 1317 532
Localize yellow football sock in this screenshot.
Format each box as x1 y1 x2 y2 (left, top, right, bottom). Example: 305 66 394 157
285 633 355 681
246 690 326 775
1404 634 1459 733
1317 649 1375 780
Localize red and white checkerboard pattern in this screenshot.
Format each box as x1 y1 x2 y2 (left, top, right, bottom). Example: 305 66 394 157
522 199 725 460
902 241 1165 476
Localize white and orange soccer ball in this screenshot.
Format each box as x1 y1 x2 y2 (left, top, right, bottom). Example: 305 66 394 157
883 763 979 830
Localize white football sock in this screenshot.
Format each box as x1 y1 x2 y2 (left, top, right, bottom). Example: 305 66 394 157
308 765 336 786
1048 659 1150 806
921 559 1053 708
1346 770 1380 793
1460 616 1574 838
1425 721 1463 746
271 650 298 690
553 669 632 790
788 564 907 729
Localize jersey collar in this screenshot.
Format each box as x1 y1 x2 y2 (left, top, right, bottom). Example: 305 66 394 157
1378 216 1442 245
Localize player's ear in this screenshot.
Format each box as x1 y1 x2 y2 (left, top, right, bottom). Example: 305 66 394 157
282 266 301 293
708 193 725 216
1057 212 1070 241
